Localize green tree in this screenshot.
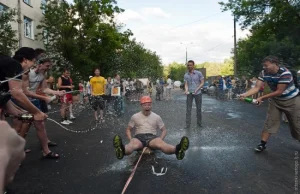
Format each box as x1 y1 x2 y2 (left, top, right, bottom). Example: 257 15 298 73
167 62 186 81
219 0 300 76
0 8 18 56
38 0 162 83
220 58 234 76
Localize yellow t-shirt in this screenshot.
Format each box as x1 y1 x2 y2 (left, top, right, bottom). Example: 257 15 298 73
90 76 106 95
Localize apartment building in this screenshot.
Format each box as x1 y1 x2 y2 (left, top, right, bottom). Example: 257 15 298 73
0 0 47 50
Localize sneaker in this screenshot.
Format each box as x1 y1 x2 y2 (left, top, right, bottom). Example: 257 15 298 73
113 135 125 159
61 120 70 125
175 136 190 160
70 115 76 120
254 144 266 152
66 120 73 124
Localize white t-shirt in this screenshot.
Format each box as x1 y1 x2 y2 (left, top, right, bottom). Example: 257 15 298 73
86 82 91 94
128 112 164 135
28 69 45 92
130 81 136 90
167 78 172 89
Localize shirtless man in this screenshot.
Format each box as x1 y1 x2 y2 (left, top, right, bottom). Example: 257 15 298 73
11 54 62 158
113 96 189 160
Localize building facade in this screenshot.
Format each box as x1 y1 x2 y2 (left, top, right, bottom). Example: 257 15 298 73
0 0 47 50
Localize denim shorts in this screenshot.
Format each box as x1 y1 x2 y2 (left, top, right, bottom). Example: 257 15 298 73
11 98 41 111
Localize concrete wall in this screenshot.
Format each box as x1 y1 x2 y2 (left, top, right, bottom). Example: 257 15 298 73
0 0 45 50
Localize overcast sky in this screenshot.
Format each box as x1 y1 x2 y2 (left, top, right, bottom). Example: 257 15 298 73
66 0 249 65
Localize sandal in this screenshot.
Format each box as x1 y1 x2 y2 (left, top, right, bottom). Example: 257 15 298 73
48 141 58 147
43 152 59 159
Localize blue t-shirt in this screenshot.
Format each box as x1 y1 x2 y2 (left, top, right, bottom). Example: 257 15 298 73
218 78 223 90
226 78 232 89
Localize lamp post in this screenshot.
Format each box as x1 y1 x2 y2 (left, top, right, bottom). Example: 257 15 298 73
180 42 193 64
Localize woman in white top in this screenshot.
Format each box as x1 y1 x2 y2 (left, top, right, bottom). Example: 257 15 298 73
250 77 257 98
166 75 173 100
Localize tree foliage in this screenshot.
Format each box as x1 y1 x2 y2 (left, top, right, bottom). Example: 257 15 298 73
0 8 18 56
37 0 163 83
166 59 234 81
219 0 300 76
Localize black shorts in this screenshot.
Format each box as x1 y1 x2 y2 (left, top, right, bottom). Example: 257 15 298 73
134 133 158 147
39 100 48 113
91 96 105 111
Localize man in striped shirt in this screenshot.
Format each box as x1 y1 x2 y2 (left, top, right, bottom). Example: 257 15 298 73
240 56 300 152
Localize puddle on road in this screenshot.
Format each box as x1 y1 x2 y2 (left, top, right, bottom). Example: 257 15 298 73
189 146 238 151
95 160 129 176
226 112 242 119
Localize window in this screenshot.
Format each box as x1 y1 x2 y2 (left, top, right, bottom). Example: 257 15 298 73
41 0 47 14
23 0 31 6
24 17 33 39
0 3 8 13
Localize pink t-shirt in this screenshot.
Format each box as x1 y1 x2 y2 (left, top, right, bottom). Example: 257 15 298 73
128 112 164 135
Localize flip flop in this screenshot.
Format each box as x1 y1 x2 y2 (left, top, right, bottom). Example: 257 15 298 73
43 152 59 159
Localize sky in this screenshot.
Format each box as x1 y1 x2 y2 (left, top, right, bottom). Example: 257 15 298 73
66 0 249 65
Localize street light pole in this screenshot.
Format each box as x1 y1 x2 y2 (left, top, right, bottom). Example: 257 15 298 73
234 15 237 77
181 42 192 65
185 47 187 64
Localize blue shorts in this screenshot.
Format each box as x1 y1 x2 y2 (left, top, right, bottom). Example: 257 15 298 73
11 98 41 111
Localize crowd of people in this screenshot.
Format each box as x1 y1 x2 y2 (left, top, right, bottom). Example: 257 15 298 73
210 75 265 100
0 46 180 192
1 46 299 192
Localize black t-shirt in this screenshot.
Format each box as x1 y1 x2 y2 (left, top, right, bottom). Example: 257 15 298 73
0 55 23 92
59 76 71 92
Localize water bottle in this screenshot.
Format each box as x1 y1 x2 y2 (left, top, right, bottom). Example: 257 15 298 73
243 97 258 105
236 95 259 105
18 113 34 121
4 113 34 122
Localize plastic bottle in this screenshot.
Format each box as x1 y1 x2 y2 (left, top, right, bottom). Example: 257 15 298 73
243 97 258 105
4 113 34 122
236 95 259 105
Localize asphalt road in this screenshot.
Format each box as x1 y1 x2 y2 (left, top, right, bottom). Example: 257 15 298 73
6 89 299 194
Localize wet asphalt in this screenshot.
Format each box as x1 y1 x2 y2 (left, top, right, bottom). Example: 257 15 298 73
6 89 299 194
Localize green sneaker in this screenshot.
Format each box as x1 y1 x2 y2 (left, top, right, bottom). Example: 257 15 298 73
175 136 189 160
113 135 125 159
